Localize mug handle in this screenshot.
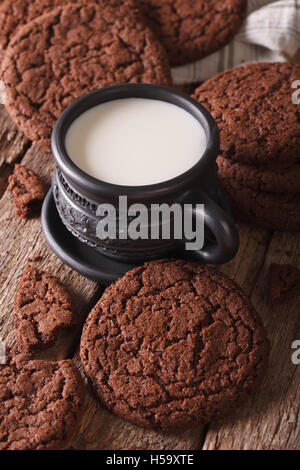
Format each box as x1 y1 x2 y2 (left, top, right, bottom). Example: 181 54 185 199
179 191 239 265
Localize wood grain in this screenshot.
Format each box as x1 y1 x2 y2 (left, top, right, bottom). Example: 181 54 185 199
220 223 271 296
0 105 30 197
0 106 29 167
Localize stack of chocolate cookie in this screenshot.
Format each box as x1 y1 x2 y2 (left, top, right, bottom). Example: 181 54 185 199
193 62 300 232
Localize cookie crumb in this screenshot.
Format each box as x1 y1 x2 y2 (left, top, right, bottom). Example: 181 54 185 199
8 164 47 219
27 255 44 263
269 263 300 305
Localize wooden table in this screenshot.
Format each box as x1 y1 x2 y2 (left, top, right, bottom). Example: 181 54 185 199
0 101 299 451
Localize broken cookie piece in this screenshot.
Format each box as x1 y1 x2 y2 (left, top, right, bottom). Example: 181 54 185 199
269 263 300 305
14 264 77 353
8 164 46 219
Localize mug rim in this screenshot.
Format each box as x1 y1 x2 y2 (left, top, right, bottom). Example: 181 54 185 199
51 83 220 199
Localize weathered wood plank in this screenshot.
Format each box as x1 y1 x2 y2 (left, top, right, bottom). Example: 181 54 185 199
0 105 29 167
0 104 30 197
203 231 300 450
220 223 271 296
0 143 100 360
70 224 270 450
0 161 12 199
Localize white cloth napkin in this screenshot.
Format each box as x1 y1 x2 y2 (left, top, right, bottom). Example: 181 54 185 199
173 0 300 84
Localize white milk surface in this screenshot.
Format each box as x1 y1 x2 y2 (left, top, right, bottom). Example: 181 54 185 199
65 98 207 186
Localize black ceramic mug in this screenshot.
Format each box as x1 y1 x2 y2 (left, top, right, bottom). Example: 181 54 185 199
51 84 239 265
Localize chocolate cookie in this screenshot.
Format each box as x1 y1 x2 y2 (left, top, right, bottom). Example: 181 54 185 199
8 164 46 218
14 264 77 353
1 2 171 148
269 263 300 305
80 259 269 431
193 62 300 168
217 156 300 194
139 0 247 66
220 175 300 232
0 350 85 450
0 0 71 52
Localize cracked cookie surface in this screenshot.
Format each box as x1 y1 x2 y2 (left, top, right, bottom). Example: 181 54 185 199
80 259 269 431
0 350 85 450
217 156 300 194
1 2 172 148
220 175 300 232
0 0 78 52
14 264 77 353
8 164 46 219
0 0 137 51
139 0 247 66
193 62 300 168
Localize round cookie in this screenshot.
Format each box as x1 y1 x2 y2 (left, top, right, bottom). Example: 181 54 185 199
80 259 269 431
0 350 85 450
217 156 300 194
220 175 300 232
139 0 247 67
1 2 172 148
193 62 300 168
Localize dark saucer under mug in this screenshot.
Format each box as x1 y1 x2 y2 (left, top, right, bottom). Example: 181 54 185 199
42 187 233 285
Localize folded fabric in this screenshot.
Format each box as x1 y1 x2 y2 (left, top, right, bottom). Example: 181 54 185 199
173 0 300 84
